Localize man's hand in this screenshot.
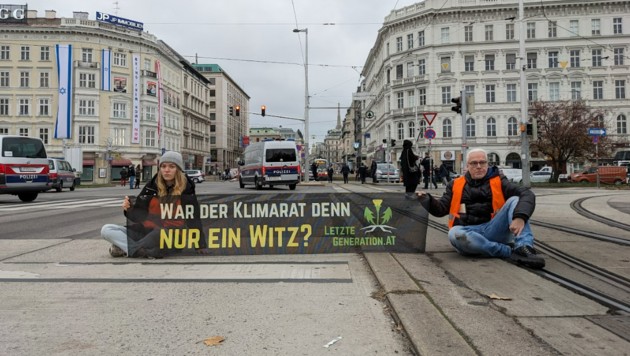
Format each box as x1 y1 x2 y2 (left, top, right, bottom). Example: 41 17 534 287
122 196 131 211
510 217 525 237
415 191 428 200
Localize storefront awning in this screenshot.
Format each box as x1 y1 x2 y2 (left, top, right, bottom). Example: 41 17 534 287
142 159 157 166
83 159 95 165
111 158 132 166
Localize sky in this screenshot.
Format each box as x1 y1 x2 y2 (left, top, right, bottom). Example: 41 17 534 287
25 0 422 143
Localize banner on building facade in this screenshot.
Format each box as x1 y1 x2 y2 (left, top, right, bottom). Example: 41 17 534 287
125 193 428 256
156 60 163 145
101 49 111 91
131 54 140 144
55 44 73 139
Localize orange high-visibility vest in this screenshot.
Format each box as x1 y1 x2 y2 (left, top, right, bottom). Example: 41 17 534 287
448 176 505 229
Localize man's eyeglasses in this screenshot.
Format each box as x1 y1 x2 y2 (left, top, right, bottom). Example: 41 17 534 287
468 160 488 167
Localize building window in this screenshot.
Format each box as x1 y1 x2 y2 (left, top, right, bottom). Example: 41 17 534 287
40 72 49 88
113 52 127 67
418 88 426 105
591 49 603 67
485 25 494 41
82 48 93 62
406 62 414 78
407 90 415 107
506 84 517 102
506 23 514 40
40 46 50 61
485 54 495 71
548 21 557 38
617 114 627 134
464 55 475 71
441 27 449 44
396 37 403 52
113 102 127 119
591 19 601 35
408 121 415 139
571 82 582 100
549 82 560 101
465 25 473 42
0 71 8 87
145 129 157 147
614 48 624 65
396 92 404 109
407 33 414 49
19 128 29 136
396 64 403 79
79 73 96 88
38 98 50 116
113 128 126 146
19 98 30 115
144 58 151 71
485 85 496 103
487 117 497 137
527 22 536 39
20 46 29 60
397 122 404 140
0 45 9 60
418 31 425 47
144 106 157 121
441 57 451 73
0 98 9 115
79 99 96 116
593 81 603 100
570 50 580 68
443 118 452 138
465 85 475 99
441 86 451 104
506 53 516 70
39 128 49 144
613 18 623 34
418 59 426 75
548 51 559 68
20 72 29 87
528 83 538 101
616 80 626 99
79 126 95 144
527 52 537 69
508 117 518 136
569 20 579 36
466 118 476 137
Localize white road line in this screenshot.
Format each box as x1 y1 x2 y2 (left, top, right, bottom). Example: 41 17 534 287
0 198 122 212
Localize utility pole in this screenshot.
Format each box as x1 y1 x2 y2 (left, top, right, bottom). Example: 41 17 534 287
460 90 468 172
519 0 531 187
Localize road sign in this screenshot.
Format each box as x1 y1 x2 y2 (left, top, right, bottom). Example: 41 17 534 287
365 110 375 119
588 128 606 136
423 112 438 125
424 128 436 140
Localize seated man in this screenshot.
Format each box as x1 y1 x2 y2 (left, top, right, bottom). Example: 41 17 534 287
416 148 545 269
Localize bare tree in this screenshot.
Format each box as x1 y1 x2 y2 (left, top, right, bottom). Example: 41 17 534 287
528 100 613 183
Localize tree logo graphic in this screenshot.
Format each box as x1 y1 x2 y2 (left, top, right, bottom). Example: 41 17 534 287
362 199 396 233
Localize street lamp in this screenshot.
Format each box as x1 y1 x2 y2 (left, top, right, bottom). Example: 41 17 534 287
293 28 309 182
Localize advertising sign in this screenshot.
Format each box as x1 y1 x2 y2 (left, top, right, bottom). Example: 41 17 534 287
0 4 27 23
96 11 143 31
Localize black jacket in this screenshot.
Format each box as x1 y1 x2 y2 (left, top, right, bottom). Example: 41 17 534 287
421 166 535 226
125 174 206 248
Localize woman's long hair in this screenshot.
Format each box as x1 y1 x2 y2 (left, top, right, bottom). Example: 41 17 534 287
156 167 187 198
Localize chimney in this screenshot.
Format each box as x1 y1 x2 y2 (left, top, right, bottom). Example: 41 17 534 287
45 10 56 19
73 12 88 20
27 10 37 19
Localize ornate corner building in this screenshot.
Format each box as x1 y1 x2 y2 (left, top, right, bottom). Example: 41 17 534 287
352 0 630 172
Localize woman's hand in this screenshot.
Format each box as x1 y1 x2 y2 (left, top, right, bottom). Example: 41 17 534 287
122 196 131 211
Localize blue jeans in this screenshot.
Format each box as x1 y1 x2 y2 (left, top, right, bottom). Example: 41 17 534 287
447 196 534 258
129 175 135 189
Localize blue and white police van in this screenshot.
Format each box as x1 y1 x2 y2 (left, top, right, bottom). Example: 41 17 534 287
238 140 300 190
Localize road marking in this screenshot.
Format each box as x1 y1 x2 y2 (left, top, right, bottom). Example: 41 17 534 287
0 198 122 212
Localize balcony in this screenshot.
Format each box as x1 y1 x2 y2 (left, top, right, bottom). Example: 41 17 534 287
75 61 99 69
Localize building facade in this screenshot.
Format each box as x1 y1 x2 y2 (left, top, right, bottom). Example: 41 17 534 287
354 0 630 173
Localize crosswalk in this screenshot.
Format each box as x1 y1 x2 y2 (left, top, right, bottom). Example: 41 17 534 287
0 197 123 212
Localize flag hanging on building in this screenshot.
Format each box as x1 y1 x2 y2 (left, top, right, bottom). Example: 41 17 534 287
101 49 111 91
55 44 73 139
131 54 140 144
156 60 164 145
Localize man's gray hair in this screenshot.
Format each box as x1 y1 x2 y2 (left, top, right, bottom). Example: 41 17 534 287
466 148 488 161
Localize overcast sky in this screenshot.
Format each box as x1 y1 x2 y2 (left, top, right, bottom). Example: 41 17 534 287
26 0 421 142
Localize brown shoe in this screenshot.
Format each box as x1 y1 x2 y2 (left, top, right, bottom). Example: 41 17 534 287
109 244 127 257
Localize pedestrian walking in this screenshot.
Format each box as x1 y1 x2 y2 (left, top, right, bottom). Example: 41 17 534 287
119 166 128 187
341 163 350 184
128 164 136 189
399 140 420 197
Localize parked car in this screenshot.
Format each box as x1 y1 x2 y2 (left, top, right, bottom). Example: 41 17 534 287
184 169 205 183
48 158 77 192
0 135 51 202
499 168 523 184
375 163 400 182
530 170 552 183
569 166 627 185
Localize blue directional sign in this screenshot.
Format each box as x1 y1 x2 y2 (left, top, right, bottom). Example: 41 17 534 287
588 128 606 136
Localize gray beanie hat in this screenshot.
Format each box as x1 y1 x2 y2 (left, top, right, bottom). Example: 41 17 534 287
160 151 184 171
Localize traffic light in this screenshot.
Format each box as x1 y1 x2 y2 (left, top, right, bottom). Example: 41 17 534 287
451 97 462 114
391 139 396 147
382 139 387 144
235 105 240 116
229 106 234 116
261 105 266 117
